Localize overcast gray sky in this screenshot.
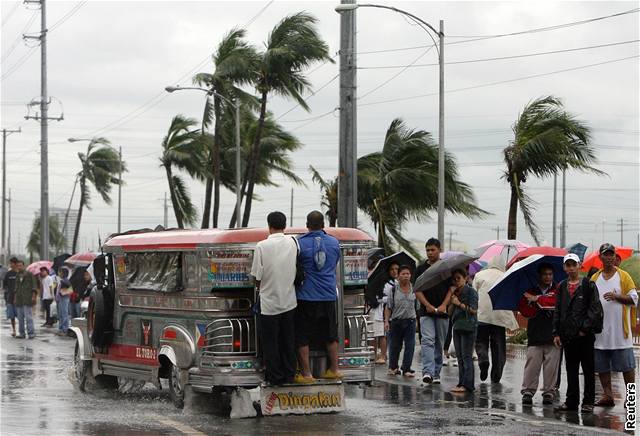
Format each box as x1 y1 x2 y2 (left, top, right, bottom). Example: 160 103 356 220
1 0 639 256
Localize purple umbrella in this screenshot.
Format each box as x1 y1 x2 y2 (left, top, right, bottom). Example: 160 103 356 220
440 251 484 276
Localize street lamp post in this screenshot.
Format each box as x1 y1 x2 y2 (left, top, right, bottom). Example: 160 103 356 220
336 2 445 242
165 86 242 229
68 138 123 234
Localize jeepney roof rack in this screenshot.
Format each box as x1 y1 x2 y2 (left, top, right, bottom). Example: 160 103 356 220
103 225 181 244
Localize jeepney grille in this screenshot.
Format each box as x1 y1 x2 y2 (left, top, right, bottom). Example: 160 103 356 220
345 314 372 350
201 318 256 356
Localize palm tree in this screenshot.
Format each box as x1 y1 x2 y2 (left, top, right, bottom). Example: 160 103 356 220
309 166 338 227
72 138 125 253
217 107 305 228
504 96 603 244
159 115 207 229
193 28 259 229
27 215 66 261
358 118 485 258
240 12 333 227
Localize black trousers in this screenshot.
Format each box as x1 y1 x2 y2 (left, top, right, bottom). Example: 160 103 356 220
563 334 595 408
260 308 296 385
475 324 507 383
42 299 53 325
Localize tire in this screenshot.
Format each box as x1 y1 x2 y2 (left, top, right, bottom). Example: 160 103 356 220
169 364 185 409
73 340 90 392
88 290 108 347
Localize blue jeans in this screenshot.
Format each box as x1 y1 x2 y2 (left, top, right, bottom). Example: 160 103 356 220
388 318 416 372
58 296 70 333
70 302 82 319
453 329 477 391
15 305 35 337
420 316 449 378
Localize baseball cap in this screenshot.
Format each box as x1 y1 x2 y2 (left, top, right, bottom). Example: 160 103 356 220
599 243 616 255
563 253 580 264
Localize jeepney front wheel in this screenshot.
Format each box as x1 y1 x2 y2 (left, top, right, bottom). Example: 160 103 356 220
73 340 90 392
169 364 185 409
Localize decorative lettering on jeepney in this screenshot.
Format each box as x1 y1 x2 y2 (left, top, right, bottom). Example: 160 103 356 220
118 294 252 312
274 391 343 411
135 346 157 360
343 247 368 285
205 249 254 288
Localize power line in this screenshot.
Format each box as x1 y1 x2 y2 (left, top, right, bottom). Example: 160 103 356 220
357 39 640 70
276 72 339 121
48 0 87 33
1 10 38 62
359 54 640 108
1 2 22 25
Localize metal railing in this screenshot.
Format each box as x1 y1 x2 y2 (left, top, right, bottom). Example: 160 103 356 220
345 314 372 350
201 318 256 357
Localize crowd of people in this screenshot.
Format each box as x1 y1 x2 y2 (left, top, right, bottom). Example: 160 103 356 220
2 256 94 340
372 238 637 414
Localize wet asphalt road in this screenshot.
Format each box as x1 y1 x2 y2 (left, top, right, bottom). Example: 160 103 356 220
1 309 636 435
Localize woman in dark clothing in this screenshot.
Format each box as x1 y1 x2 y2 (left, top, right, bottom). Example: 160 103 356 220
449 268 479 393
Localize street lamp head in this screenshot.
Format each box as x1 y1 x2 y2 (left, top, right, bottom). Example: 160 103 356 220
335 4 358 12
67 138 81 143
165 86 179 93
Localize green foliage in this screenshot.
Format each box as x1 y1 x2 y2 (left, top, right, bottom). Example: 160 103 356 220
507 328 528 345
309 166 338 227
504 96 603 243
27 215 66 260
621 255 640 288
357 118 486 257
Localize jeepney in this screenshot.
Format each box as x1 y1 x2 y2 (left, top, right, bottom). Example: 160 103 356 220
70 226 375 411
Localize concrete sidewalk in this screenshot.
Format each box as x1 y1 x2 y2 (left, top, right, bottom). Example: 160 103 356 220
374 341 635 433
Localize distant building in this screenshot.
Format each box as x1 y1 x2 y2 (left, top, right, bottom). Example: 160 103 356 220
49 207 78 251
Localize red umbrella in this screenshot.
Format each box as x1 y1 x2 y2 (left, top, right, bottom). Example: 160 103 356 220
506 246 568 270
65 251 98 267
27 260 53 275
581 247 634 272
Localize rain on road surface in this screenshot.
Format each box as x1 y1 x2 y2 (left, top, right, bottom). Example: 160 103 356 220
1 310 634 435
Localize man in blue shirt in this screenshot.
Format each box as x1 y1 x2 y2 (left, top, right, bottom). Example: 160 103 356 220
295 211 341 383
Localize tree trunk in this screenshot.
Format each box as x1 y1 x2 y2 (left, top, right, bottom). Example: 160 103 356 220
201 176 213 229
72 181 85 253
241 91 268 228
507 181 519 240
165 165 184 229
228 173 248 228
211 96 222 228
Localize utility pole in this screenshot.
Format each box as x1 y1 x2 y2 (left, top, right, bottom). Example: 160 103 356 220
6 190 11 259
338 0 357 228
437 19 446 245
2 127 20 264
552 174 557 246
447 230 457 251
492 226 503 240
560 169 566 247
163 192 168 228
290 188 294 227
117 146 122 233
617 218 624 246
602 219 606 244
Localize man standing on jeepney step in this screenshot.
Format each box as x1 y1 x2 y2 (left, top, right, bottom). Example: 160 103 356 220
250 211 298 386
295 210 342 383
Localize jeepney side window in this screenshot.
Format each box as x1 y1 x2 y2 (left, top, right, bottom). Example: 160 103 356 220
125 252 183 292
183 254 198 291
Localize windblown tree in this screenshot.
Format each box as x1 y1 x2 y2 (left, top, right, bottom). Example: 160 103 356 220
192 28 259 229
27 215 66 261
72 138 126 253
358 118 486 258
159 115 207 229
216 107 305 228
309 166 338 227
504 96 603 244
240 12 333 227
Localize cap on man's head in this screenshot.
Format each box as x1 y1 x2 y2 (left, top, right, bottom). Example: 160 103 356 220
599 243 616 255
563 253 580 264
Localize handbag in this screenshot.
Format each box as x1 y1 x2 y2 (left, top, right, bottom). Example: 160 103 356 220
453 310 476 332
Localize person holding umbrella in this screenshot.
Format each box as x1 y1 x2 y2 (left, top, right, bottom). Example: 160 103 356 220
373 262 398 365
518 263 560 406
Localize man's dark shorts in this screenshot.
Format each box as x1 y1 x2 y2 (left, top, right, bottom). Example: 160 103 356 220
295 300 338 347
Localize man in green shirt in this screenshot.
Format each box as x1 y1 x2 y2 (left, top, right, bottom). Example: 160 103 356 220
13 260 38 339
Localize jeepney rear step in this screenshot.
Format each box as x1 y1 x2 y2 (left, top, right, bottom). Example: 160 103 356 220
260 380 344 416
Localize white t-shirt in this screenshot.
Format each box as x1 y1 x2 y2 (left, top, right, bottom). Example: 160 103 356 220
250 232 298 316
372 280 394 322
594 271 638 350
41 275 54 300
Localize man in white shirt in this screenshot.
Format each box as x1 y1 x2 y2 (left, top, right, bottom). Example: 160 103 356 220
39 267 55 327
591 243 638 408
250 211 298 385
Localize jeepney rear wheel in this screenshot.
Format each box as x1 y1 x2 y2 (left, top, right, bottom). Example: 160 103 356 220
169 364 185 409
88 290 108 347
73 340 90 392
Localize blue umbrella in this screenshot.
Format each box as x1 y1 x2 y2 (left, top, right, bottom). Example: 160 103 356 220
488 254 567 310
565 242 588 262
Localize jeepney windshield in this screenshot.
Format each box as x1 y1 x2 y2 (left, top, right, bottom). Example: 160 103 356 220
124 252 183 292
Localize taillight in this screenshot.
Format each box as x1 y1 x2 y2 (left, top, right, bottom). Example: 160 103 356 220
162 329 177 339
344 338 350 347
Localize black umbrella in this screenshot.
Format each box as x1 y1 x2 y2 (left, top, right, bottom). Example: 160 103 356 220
52 253 71 274
413 253 477 293
367 248 386 271
367 252 416 303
